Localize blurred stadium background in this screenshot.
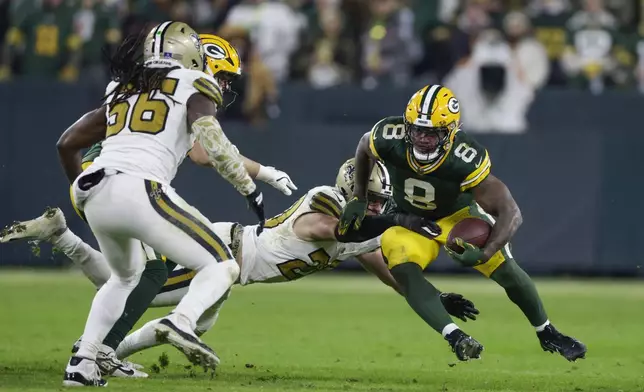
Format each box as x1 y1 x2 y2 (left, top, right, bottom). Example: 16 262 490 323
1 1 644 391
0 0 641 276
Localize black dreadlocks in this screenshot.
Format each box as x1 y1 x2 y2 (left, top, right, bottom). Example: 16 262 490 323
103 28 179 105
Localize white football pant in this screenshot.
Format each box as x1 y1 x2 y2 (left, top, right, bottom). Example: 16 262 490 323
72 171 239 360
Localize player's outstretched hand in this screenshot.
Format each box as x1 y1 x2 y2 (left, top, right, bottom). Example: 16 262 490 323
246 190 265 235
440 292 480 322
337 197 367 235
393 214 441 239
257 166 297 196
445 238 486 267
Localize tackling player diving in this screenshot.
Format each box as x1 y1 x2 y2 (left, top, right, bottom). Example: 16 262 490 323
1 158 481 375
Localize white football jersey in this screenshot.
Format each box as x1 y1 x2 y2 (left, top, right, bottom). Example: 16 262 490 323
238 185 381 285
92 68 220 185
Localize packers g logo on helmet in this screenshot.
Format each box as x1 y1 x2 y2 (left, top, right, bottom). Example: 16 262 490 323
204 43 227 60
447 97 459 114
199 34 242 78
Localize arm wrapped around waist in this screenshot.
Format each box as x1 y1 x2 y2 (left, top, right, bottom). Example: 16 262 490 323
334 213 441 243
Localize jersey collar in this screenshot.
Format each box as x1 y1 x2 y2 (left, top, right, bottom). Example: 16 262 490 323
405 130 458 175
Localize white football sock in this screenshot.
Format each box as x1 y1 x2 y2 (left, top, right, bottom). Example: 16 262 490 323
535 320 551 332
76 273 142 360
116 318 163 359
51 229 110 288
441 323 460 337
173 259 238 330
194 290 229 336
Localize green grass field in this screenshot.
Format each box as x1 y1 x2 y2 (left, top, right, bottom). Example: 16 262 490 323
0 271 642 392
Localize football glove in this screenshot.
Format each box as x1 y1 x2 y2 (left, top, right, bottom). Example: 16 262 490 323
393 214 441 239
245 189 265 235
337 197 367 235
256 165 297 196
445 238 487 267
440 292 480 322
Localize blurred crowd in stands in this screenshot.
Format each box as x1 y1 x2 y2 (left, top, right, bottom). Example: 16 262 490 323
0 0 641 128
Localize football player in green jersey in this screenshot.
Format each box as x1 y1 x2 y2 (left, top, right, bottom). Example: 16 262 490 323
339 84 586 363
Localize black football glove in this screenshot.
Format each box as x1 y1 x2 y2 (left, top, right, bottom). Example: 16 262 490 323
337 197 367 235
393 213 441 239
245 189 265 235
439 292 479 322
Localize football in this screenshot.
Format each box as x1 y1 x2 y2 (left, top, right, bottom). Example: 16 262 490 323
446 218 492 254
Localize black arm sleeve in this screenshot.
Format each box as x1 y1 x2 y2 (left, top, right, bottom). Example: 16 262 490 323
334 214 399 243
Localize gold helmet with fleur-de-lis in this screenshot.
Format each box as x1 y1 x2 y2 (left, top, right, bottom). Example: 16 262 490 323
143 21 205 71
335 158 392 203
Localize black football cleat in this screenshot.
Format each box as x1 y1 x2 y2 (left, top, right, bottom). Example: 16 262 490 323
537 324 587 362
445 329 484 361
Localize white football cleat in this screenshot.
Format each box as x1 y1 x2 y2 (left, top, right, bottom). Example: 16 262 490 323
71 337 145 377
63 356 107 387
154 314 220 370
97 346 148 378
0 207 67 243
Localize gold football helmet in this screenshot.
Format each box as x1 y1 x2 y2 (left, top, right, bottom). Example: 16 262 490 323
143 21 205 71
404 84 461 163
200 34 242 91
336 158 392 214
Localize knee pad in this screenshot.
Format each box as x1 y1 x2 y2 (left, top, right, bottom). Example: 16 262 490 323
381 226 440 270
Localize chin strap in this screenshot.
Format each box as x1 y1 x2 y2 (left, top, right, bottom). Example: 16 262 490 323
412 147 442 163
225 89 238 110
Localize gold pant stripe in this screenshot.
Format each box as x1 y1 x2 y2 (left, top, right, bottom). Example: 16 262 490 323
145 181 232 262
160 273 194 292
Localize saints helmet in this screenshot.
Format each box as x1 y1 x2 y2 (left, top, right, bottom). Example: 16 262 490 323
404 84 461 163
143 21 205 71
200 34 242 92
335 158 392 206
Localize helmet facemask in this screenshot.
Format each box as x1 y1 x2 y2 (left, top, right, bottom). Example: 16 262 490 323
366 189 390 215
405 121 454 163
201 35 243 109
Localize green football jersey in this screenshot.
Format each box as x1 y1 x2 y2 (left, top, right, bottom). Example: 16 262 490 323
369 116 491 220
15 3 79 77
82 142 103 166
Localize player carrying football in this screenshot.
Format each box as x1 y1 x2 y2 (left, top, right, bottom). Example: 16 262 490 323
338 85 587 362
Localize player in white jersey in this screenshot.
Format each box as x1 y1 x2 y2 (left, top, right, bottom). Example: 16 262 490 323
3 159 480 367
0 33 294 381
56 22 267 386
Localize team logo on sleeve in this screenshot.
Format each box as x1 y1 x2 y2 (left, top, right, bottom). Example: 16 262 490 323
447 97 460 114
204 43 226 60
